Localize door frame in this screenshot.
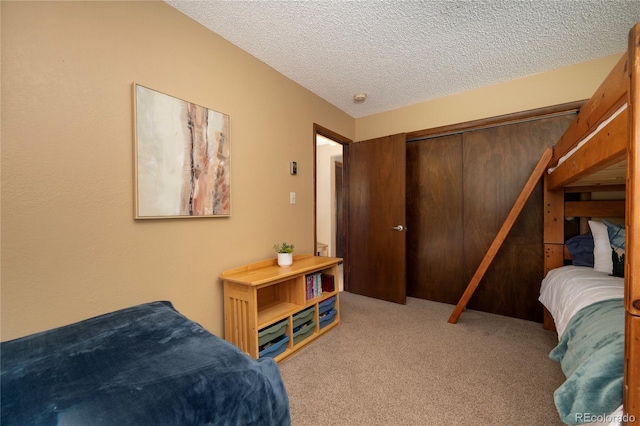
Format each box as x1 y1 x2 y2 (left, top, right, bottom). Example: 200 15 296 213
333 158 344 260
313 124 352 289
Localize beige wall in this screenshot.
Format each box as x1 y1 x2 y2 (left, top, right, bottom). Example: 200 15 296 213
0 1 353 341
0 0 624 342
355 53 622 141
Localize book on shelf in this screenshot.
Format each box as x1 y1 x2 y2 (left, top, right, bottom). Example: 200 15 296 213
305 275 313 300
321 273 335 292
305 272 325 300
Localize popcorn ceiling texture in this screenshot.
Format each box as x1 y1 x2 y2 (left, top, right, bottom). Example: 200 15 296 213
166 1 640 118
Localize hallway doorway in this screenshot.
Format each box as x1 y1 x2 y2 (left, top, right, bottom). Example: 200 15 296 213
314 124 351 291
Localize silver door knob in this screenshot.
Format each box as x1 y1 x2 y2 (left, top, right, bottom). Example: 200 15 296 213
391 225 406 231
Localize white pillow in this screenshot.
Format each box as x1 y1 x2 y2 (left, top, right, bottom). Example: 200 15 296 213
588 220 613 274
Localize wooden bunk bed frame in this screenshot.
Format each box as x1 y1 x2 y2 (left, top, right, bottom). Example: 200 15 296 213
543 22 640 424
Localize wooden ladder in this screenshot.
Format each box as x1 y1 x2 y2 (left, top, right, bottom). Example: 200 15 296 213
448 148 553 324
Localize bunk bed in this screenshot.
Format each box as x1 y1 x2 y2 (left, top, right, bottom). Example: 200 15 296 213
542 22 639 426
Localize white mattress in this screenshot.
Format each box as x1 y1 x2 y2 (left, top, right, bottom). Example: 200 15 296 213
539 265 623 338
547 103 627 174
539 265 625 426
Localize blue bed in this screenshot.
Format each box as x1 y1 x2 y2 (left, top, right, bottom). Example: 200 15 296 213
1 301 290 425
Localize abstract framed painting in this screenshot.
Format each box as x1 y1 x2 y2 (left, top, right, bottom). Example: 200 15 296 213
133 84 230 219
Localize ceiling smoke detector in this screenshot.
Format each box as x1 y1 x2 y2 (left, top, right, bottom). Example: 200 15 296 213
353 92 367 104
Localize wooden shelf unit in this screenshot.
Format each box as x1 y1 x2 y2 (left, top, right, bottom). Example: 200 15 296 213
220 254 341 362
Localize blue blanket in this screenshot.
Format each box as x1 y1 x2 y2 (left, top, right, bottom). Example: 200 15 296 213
1 301 290 425
550 298 624 425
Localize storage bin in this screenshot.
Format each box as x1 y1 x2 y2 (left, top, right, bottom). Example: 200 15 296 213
318 296 336 315
293 320 315 345
258 319 288 347
292 306 315 329
319 308 337 329
259 334 289 359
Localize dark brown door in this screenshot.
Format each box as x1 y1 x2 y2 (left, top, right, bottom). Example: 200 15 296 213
405 114 574 321
462 116 575 321
406 134 464 303
335 161 345 258
345 134 406 304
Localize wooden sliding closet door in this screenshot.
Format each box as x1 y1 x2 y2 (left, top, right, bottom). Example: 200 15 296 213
462 116 575 321
406 114 575 322
406 134 464 304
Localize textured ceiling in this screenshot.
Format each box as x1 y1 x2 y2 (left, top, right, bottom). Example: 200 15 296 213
165 1 640 118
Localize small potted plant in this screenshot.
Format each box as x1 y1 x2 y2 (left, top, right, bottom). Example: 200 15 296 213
273 242 294 267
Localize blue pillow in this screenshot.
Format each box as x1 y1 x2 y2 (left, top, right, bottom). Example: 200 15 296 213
603 220 625 278
565 233 594 267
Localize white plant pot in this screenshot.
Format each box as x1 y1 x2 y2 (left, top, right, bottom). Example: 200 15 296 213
277 253 293 267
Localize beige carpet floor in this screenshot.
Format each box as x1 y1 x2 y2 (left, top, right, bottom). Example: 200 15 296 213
278 291 566 425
